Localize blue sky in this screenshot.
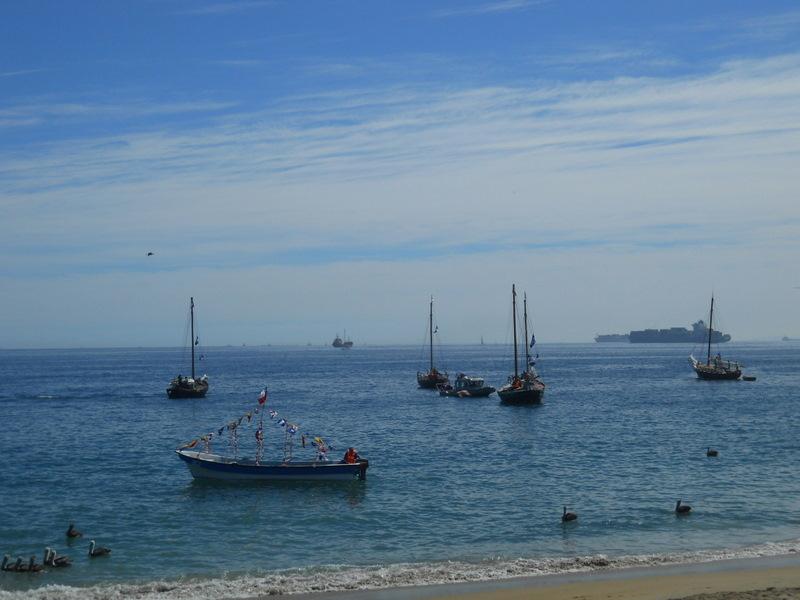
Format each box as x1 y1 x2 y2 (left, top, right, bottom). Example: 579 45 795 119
1 1 799 346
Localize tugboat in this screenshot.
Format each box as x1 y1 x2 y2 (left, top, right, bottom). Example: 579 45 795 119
438 374 495 397
689 296 742 380
417 296 448 389
498 286 545 404
167 297 209 398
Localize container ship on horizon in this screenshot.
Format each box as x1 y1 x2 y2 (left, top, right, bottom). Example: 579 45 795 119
595 320 731 343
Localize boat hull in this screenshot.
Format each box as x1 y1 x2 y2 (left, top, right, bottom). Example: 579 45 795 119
167 380 209 398
417 371 449 389
498 384 544 404
439 386 495 397
689 356 742 380
693 366 742 380
176 450 368 481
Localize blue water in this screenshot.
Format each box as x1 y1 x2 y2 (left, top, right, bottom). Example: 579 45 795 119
1 343 799 597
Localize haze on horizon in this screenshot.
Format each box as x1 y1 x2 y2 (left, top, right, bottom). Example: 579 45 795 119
1 1 799 349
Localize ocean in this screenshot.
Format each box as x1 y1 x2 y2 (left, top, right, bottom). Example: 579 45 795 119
1 342 799 598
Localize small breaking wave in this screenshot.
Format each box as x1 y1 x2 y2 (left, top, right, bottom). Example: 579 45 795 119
2 539 798 599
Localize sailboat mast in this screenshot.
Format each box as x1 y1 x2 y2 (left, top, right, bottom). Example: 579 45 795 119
707 295 714 365
512 285 518 378
190 297 196 380
523 292 530 372
429 296 434 371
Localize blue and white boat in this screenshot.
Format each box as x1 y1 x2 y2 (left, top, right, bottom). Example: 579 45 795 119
176 449 369 481
176 390 369 482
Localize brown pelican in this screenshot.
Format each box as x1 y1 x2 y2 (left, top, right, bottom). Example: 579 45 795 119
66 523 83 538
707 447 718 457
675 499 692 514
26 556 43 573
1 555 15 572
88 540 111 557
45 548 71 567
561 506 578 522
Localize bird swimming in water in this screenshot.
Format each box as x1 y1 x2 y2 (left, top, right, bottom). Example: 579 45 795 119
26 556 43 573
1 555 15 571
562 506 578 522
675 499 692 514
88 540 111 557
707 447 718 457
146 251 154 256
66 523 82 538
45 548 71 567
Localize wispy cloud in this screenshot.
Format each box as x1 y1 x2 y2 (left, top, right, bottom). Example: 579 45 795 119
178 1 273 15
0 69 45 78
432 0 547 18
1 52 799 287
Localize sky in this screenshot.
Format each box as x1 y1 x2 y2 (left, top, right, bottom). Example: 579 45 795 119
1 0 799 347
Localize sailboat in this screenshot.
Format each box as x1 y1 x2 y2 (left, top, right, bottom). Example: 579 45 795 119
417 296 449 389
166 297 209 398
689 296 742 380
497 285 545 404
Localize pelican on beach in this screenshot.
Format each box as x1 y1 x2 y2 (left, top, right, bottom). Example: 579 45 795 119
88 540 111 557
675 499 692 514
561 506 578 522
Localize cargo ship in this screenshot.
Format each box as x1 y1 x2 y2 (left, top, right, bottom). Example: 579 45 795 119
595 320 731 343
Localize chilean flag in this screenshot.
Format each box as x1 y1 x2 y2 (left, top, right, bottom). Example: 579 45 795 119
258 388 268 405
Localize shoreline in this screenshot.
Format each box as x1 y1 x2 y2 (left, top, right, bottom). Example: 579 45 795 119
298 554 800 600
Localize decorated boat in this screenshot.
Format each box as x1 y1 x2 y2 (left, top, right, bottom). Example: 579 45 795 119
497 286 545 404
166 297 209 398
417 296 449 388
438 374 495 397
689 295 743 380
176 389 368 481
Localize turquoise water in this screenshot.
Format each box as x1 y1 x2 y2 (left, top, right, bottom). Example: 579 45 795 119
1 343 799 597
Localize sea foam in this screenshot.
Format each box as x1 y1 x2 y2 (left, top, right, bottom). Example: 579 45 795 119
2 539 798 600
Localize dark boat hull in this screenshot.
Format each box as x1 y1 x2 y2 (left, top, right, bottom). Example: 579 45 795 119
167 381 209 398
439 386 495 397
693 367 742 380
498 384 544 404
417 371 448 389
177 450 368 481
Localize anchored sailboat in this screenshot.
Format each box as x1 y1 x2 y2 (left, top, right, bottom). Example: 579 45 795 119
497 285 545 404
689 296 742 380
417 296 449 389
166 297 209 398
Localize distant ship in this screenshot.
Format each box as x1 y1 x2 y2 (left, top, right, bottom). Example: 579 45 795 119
595 320 731 343
594 333 630 343
332 331 354 348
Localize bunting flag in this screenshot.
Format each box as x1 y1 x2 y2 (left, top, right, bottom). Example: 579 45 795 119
182 389 339 457
195 336 199 346
530 333 536 348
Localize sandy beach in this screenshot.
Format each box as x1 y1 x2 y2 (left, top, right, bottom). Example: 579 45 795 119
301 556 800 600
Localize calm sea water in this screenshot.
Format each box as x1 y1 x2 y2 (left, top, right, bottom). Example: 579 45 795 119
1 342 799 598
